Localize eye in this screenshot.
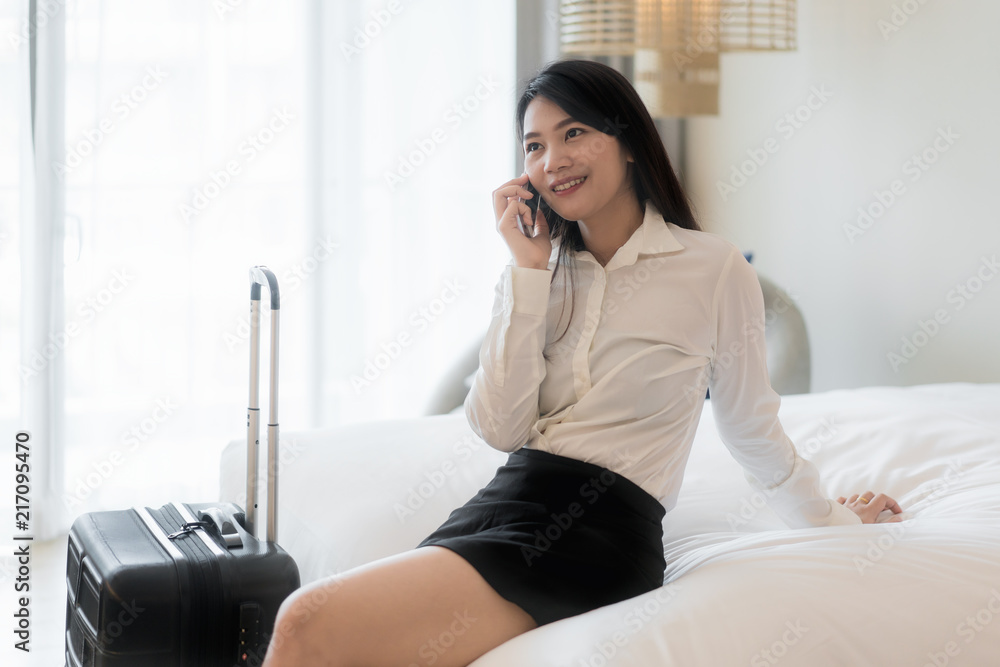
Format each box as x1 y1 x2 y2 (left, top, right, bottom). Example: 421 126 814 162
525 128 585 154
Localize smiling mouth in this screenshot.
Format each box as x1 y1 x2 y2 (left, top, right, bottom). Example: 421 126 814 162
552 176 586 193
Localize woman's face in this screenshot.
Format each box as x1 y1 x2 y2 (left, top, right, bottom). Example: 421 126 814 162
522 95 633 223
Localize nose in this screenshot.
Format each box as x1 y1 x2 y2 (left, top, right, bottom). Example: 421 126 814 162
543 143 573 179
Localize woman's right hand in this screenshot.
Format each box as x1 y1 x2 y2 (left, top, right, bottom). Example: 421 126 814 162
492 173 551 270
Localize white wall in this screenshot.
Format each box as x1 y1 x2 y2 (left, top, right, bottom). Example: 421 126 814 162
684 0 1000 391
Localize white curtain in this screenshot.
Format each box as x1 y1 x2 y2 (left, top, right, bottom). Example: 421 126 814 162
314 0 519 424
3 0 67 542
0 0 516 541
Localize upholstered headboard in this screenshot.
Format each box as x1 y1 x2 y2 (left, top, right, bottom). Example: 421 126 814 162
423 271 810 416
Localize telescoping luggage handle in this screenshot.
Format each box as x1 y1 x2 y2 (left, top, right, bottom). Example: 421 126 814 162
247 265 280 544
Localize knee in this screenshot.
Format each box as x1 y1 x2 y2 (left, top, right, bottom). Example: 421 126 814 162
262 580 346 666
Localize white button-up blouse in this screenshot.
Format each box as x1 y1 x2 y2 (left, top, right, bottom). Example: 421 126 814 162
464 200 862 529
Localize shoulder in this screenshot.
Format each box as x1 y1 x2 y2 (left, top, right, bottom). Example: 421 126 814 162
664 223 748 274
662 224 760 312
666 222 740 254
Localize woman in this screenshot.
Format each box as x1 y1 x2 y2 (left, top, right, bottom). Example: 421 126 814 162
261 58 903 667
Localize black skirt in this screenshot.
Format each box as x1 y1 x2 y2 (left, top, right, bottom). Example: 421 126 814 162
415 447 667 627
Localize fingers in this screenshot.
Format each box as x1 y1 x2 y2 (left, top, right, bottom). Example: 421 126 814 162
532 201 548 236
492 174 535 222
504 199 546 246
857 492 895 509
499 198 530 234
884 495 903 513
870 492 903 513
837 490 906 524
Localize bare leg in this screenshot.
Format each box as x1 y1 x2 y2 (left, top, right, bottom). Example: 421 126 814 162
260 545 538 667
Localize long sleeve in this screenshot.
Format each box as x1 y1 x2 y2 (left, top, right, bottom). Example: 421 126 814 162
707 249 862 529
464 261 552 452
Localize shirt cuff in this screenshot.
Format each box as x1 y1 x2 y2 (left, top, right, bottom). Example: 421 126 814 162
746 452 864 529
824 500 865 526
510 266 552 316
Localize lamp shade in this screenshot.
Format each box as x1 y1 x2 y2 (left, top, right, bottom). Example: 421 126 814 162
718 0 796 51
557 0 797 116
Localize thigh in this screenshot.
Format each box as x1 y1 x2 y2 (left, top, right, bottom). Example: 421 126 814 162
267 545 537 667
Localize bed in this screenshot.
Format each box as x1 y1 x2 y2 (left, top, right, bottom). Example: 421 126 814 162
219 380 1000 665
220 266 998 664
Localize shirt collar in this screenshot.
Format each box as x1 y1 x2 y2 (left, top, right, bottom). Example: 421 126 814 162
562 199 686 271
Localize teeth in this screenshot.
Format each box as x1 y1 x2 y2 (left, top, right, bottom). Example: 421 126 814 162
553 177 585 192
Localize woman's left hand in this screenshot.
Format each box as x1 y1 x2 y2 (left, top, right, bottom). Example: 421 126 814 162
836 491 904 523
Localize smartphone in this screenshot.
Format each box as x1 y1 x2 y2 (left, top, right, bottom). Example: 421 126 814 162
517 179 542 237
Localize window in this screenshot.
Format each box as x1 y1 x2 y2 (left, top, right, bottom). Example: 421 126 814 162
2 0 516 539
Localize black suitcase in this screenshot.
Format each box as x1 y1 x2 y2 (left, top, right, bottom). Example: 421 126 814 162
65 266 301 667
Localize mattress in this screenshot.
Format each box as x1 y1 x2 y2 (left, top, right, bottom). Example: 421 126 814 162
219 382 1000 665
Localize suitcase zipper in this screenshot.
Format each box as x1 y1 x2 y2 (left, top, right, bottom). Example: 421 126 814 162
167 520 212 539
172 502 239 664
152 504 229 666
134 506 194 665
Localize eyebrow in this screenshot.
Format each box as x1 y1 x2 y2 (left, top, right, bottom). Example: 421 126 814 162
524 117 577 142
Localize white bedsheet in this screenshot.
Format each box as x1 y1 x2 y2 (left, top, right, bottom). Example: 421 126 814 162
219 382 1000 666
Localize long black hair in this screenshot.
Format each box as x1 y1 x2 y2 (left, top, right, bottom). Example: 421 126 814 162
515 57 703 351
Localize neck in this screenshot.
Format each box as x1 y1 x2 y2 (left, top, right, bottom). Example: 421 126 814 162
577 192 644 267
